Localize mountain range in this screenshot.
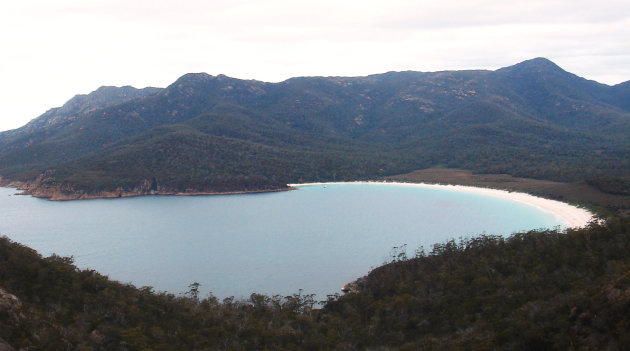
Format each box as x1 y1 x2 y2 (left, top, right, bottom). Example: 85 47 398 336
0 58 629 199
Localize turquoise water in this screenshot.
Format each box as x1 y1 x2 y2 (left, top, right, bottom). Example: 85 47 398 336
0 183 563 300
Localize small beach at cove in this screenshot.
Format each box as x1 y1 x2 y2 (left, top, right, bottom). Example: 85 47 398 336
290 181 595 229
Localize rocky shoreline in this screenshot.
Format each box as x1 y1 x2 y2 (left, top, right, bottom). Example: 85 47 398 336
0 177 293 201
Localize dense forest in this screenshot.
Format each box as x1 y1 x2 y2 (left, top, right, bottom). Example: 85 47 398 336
2 218 630 350
0 58 629 198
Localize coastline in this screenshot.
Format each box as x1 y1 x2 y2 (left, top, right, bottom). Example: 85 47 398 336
1 177 596 228
290 181 596 229
0 177 294 201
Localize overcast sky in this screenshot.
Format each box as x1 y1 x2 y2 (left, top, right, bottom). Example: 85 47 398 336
1 0 629 132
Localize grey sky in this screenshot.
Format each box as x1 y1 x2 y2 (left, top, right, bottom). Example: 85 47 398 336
1 0 628 132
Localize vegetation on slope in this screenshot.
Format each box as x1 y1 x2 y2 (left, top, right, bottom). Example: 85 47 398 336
2 218 630 350
1 58 629 196
389 167 630 216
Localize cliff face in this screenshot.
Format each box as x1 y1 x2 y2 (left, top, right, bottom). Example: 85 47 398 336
0 288 20 351
0 338 15 351
0 174 151 200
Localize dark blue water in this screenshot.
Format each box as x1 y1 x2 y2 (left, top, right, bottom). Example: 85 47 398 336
0 183 563 300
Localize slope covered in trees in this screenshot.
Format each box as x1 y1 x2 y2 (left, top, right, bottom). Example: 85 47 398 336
1 218 630 350
0 58 629 198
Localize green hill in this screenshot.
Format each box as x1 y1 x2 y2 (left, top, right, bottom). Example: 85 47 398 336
0 58 629 198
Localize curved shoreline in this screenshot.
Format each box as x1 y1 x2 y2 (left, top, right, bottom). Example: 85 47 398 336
1 178 596 228
289 181 596 229
0 177 292 201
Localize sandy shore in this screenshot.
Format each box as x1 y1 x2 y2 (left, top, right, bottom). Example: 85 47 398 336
290 181 596 229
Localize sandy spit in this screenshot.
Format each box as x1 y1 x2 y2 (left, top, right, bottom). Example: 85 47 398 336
289 181 596 229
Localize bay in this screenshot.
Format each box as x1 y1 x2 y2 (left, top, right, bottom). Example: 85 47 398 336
0 183 563 300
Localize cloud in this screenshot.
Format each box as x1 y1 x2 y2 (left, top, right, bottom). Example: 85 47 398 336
0 0 628 131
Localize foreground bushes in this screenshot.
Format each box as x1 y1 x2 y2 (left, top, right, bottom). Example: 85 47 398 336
1 218 630 350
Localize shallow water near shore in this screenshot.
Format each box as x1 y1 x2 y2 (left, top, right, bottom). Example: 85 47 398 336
0 183 564 299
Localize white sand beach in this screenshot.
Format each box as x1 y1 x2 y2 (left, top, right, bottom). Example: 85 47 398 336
289 181 596 229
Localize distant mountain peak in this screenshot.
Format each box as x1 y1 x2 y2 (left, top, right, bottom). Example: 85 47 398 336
166 73 224 92
522 57 556 66
3 85 161 136
59 85 161 114
172 72 215 84
498 57 566 76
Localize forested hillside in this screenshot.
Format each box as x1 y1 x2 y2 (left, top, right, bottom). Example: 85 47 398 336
2 218 629 350
0 58 629 199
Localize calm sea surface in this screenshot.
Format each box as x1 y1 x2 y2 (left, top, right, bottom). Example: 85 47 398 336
0 183 564 300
